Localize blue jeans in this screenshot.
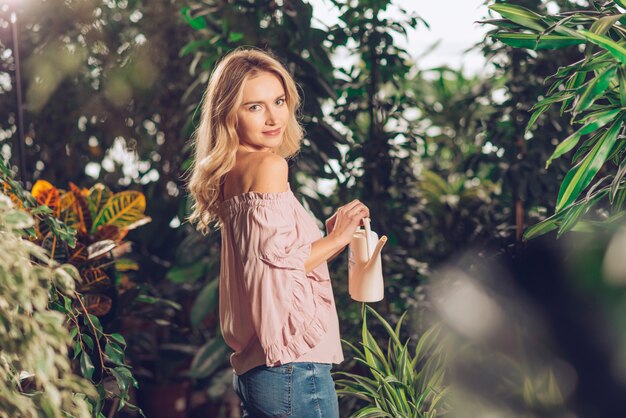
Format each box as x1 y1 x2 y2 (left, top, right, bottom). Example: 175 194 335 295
232 362 339 418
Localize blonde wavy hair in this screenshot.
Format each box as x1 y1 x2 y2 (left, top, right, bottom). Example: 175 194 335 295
185 47 305 235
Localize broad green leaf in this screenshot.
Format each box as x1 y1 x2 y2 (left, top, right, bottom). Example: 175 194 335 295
166 260 207 283
82 334 94 351
105 342 125 366
181 6 206 30
91 191 146 234
80 352 95 380
546 107 621 168
489 4 546 31
556 118 623 211
110 333 127 348
189 338 229 378
190 278 218 328
574 66 617 113
493 33 584 50
578 30 626 66
616 0 626 9
110 366 135 393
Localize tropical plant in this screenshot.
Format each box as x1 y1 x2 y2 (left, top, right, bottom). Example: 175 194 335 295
485 0 626 239
0 159 149 416
0 191 96 417
335 304 447 418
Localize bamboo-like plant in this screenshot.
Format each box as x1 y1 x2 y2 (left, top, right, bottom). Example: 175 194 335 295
484 1 626 239
335 304 447 418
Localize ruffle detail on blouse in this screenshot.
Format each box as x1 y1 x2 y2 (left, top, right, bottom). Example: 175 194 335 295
264 278 335 366
258 241 312 271
219 183 294 214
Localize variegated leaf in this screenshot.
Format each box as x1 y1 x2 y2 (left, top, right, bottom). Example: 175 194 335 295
91 191 146 233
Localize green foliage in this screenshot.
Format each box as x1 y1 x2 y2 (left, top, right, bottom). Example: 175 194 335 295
487 1 626 237
0 159 146 416
0 193 96 417
336 305 447 417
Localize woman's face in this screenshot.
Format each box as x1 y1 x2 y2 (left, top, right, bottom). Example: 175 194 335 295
236 71 289 153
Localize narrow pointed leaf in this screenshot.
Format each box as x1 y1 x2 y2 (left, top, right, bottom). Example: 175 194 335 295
493 33 584 50
489 4 546 31
574 66 617 113
546 107 621 167
578 30 626 65
556 118 623 211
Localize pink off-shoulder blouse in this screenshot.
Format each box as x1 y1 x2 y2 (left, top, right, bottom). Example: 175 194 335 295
217 182 344 375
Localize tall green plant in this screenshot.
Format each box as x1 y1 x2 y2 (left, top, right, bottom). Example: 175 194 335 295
0 193 96 417
486 1 626 239
335 305 447 417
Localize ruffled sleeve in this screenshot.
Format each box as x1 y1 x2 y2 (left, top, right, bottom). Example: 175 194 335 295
231 194 333 367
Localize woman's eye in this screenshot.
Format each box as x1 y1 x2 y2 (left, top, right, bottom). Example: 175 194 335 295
276 98 285 106
249 105 261 111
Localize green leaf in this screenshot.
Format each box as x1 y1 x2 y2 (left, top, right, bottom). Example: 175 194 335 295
80 352 95 380
578 30 626 66
574 66 617 113
189 338 230 378
523 217 559 240
352 406 392 418
558 190 607 237
87 314 103 332
105 342 125 366
488 4 546 31
73 340 82 360
365 305 402 347
546 107 621 167
179 40 208 57
190 278 218 328
166 260 206 283
556 118 623 211
619 66 626 106
493 33 584 50
181 6 206 30
110 366 135 393
82 334 94 351
110 333 127 348
590 14 625 36
615 0 626 10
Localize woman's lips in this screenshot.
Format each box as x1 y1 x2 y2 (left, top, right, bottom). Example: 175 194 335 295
263 128 282 136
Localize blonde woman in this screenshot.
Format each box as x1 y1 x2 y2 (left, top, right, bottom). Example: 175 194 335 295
186 48 370 417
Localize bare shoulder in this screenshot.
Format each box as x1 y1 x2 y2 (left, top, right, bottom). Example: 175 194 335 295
248 152 289 193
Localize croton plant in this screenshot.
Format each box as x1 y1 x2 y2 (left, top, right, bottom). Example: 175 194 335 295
0 160 151 416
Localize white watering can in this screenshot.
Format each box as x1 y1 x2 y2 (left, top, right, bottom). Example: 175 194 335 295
348 218 388 302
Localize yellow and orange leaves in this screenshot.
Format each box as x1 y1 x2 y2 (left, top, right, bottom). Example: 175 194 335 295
81 267 111 292
81 294 113 316
31 180 60 214
69 182 93 235
91 191 146 234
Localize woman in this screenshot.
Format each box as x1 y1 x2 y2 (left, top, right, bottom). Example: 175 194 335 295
186 47 370 417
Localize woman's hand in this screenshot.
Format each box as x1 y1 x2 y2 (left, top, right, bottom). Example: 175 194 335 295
326 199 370 248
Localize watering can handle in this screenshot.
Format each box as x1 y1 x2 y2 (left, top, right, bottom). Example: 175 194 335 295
363 217 371 261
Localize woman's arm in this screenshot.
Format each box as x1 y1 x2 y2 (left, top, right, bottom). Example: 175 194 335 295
305 234 345 274
248 153 346 274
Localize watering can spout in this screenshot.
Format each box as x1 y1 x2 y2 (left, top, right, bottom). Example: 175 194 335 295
364 235 388 271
